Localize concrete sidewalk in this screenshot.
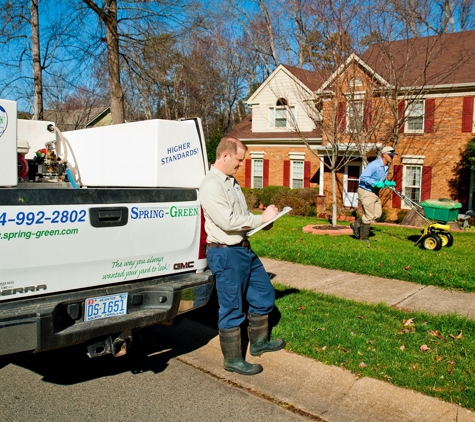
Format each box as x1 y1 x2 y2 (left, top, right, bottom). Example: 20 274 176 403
175 258 475 422
260 258 475 319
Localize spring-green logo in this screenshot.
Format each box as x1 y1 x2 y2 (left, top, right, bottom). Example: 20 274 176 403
0 105 7 138
169 206 198 217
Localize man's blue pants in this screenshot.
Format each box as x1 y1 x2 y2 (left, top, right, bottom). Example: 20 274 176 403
206 246 275 330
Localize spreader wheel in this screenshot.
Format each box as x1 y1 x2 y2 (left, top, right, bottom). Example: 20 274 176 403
420 233 442 251
437 231 454 247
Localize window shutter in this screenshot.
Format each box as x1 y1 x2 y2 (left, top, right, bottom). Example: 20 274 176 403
304 161 311 187
338 102 346 132
424 99 435 133
283 160 290 187
421 166 432 201
245 159 251 188
392 165 402 208
462 97 474 133
363 100 372 130
263 159 269 187
398 100 405 133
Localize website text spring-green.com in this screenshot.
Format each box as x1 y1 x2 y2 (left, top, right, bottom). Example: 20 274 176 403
1 228 79 241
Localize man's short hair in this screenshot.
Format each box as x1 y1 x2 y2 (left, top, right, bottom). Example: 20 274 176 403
216 136 247 159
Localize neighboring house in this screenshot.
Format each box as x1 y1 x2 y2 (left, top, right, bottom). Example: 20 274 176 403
43 107 111 132
229 30 475 218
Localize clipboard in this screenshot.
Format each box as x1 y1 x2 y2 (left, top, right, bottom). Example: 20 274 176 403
246 207 292 237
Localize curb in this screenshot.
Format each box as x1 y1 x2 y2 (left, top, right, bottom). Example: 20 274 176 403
173 318 475 422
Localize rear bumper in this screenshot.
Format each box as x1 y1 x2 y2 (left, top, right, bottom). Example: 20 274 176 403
0 271 214 356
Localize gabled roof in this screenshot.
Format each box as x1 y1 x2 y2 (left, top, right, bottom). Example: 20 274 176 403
247 64 323 104
318 53 389 93
360 30 475 87
43 107 111 132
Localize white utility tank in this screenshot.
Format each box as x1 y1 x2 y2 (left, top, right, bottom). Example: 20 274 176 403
63 118 208 188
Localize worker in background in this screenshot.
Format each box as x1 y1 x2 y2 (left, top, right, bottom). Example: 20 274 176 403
200 136 286 376
351 146 398 242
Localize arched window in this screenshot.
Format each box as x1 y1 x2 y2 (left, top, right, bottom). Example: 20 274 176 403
269 98 295 129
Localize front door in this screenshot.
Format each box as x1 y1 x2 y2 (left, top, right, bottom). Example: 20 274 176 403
343 163 361 207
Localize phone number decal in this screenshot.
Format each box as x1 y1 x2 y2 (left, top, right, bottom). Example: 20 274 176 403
0 210 87 226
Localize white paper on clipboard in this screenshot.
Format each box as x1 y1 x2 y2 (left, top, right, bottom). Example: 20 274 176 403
246 207 292 237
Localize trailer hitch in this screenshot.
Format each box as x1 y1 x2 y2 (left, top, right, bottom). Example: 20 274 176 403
86 331 132 358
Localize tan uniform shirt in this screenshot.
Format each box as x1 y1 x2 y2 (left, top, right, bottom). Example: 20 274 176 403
200 166 262 245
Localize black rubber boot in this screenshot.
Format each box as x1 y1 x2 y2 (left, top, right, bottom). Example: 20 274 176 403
350 217 362 239
248 313 286 356
219 328 263 375
360 223 371 242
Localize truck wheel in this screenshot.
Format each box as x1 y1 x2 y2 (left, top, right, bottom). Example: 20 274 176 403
420 233 442 251
437 231 454 247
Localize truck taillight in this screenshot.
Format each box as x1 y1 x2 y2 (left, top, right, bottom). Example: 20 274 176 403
198 207 207 259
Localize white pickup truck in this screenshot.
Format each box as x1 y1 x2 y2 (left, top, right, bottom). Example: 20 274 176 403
0 99 214 358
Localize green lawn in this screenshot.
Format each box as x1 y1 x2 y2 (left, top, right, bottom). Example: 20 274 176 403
272 285 475 410
245 215 475 409
250 214 475 291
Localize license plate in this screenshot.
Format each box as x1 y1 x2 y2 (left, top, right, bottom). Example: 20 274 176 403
84 293 128 322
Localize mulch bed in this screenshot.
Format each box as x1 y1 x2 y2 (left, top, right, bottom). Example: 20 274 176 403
303 224 354 236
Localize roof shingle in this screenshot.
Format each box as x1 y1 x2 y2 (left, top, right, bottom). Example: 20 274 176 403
360 30 475 87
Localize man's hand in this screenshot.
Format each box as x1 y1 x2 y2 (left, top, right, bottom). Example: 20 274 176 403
373 181 385 189
262 204 278 223
384 180 396 187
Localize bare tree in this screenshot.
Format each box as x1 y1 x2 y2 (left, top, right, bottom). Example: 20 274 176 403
121 27 246 139
80 0 205 124
82 0 124 124
30 0 43 119
368 0 475 36
0 0 49 118
216 0 281 75
0 0 86 116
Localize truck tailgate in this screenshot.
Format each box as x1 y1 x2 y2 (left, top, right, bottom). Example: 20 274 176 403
0 188 207 301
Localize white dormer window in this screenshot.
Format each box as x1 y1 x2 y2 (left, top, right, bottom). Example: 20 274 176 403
269 98 295 129
350 77 363 88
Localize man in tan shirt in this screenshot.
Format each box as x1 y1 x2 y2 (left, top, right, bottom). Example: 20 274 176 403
200 136 285 375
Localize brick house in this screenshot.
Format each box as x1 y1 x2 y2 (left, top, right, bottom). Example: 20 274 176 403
228 30 475 219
